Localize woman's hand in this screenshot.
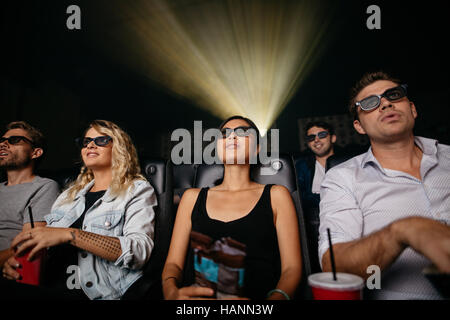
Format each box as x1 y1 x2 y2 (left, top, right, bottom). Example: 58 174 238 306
10 227 72 261
165 284 216 300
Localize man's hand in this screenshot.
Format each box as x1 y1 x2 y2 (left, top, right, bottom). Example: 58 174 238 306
10 226 72 261
394 217 450 273
2 256 21 281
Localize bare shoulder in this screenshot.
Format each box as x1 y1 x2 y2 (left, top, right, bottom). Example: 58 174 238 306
270 184 291 199
179 188 202 206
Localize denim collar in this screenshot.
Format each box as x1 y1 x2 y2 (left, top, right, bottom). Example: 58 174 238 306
73 180 117 202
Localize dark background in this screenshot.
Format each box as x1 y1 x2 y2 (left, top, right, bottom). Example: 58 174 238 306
1 0 449 170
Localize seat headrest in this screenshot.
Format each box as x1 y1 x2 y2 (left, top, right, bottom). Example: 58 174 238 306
251 154 297 193
141 159 166 195
193 154 297 193
37 168 79 190
172 164 198 189
325 154 353 172
193 164 224 188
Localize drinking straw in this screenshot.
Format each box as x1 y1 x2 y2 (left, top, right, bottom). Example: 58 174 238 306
28 206 35 228
327 228 337 281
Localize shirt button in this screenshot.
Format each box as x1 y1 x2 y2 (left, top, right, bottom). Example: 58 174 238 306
86 281 93 288
104 221 111 227
81 252 87 258
83 226 87 230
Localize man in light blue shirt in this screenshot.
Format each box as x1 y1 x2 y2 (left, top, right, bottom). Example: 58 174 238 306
319 71 450 299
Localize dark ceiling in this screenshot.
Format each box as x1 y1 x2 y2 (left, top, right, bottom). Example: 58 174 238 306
1 0 449 169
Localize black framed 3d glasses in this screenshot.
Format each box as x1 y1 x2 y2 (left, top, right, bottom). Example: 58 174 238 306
75 136 112 148
220 126 254 139
355 84 408 111
306 131 329 142
0 136 34 146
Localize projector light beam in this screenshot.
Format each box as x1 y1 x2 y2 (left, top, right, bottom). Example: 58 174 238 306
88 0 333 135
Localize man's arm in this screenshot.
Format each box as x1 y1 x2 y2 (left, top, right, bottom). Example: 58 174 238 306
322 217 450 278
321 222 404 279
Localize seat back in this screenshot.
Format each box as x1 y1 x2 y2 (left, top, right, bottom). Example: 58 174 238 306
37 167 80 190
193 154 312 299
122 159 174 299
325 146 368 172
172 163 198 210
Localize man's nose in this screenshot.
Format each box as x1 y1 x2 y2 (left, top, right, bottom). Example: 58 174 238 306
379 97 394 111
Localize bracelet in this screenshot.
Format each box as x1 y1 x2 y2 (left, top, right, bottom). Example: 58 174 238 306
267 289 290 300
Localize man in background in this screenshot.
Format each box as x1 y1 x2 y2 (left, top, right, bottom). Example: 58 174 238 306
295 121 336 272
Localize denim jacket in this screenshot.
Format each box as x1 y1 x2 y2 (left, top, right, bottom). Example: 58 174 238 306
45 179 157 300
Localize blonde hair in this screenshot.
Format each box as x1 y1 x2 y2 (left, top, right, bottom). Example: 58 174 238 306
64 120 145 202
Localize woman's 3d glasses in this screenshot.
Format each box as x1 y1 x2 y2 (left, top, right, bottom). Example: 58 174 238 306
76 136 112 148
220 126 254 139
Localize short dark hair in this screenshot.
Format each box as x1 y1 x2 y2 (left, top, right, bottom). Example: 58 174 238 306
349 71 401 119
304 121 335 137
5 121 46 150
4 121 46 166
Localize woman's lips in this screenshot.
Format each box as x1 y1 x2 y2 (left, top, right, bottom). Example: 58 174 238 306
226 143 238 149
86 152 99 157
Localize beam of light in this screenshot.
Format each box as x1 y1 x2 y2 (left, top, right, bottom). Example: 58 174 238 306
88 0 333 135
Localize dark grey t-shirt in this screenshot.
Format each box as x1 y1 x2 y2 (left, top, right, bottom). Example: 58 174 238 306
0 176 60 250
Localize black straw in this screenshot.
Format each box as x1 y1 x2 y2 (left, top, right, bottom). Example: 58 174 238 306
327 228 337 281
28 207 35 228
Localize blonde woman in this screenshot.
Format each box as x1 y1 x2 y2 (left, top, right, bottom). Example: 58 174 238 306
5 120 156 300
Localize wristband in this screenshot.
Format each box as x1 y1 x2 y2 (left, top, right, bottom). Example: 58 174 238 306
267 289 290 300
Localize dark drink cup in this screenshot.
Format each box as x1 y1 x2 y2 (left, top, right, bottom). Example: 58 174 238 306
16 249 46 286
308 272 364 300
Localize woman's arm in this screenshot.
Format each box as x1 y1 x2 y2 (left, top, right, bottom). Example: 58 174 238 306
162 188 214 300
10 226 122 262
11 181 156 267
69 229 121 261
268 185 303 300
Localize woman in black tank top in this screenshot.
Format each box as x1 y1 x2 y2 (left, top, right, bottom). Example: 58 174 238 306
162 116 302 300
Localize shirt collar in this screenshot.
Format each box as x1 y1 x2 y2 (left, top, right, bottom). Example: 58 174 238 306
361 136 439 169
73 179 118 202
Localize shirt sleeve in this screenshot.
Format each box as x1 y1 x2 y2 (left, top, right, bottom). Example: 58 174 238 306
114 180 157 270
24 179 61 224
318 167 363 269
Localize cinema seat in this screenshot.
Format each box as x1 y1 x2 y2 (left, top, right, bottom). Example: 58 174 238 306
172 163 198 210
326 145 368 172
325 154 355 172
121 159 174 300
37 167 80 190
192 154 313 299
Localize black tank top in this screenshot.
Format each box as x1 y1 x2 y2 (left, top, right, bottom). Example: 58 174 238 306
188 184 281 299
